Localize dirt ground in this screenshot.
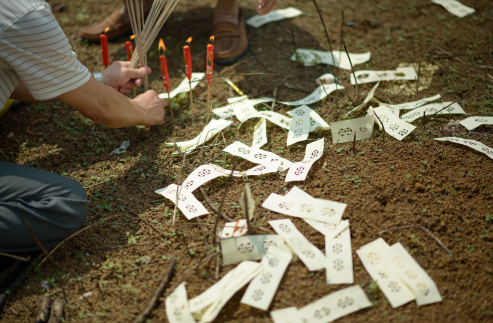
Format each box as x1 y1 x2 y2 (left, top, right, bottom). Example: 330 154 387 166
1 0 493 322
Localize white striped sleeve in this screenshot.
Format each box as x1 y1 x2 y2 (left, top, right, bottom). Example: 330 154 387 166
0 5 90 102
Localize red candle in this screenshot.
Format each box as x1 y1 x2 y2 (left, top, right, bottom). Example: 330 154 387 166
158 39 170 90
100 27 110 68
183 37 193 81
206 36 214 85
125 40 134 61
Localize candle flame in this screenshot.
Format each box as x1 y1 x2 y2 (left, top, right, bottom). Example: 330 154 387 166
158 38 165 53
104 27 110 34
130 35 136 40
186 36 193 44
209 36 215 43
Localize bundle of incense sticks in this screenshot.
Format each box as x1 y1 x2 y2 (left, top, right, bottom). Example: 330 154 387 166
126 0 180 90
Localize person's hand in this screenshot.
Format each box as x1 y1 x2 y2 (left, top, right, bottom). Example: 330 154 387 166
257 0 277 16
132 90 166 126
102 61 151 95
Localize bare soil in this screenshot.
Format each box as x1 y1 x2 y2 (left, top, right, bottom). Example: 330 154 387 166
1 0 493 322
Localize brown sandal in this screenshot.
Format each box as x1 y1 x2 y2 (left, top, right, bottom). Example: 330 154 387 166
79 10 132 42
213 10 248 64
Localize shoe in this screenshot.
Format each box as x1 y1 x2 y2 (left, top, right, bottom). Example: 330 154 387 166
79 10 132 42
213 10 248 64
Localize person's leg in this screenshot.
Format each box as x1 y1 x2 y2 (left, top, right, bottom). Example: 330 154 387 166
213 0 248 64
0 162 88 253
79 0 154 42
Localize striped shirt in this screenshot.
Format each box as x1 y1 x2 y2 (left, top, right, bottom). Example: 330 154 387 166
0 0 90 107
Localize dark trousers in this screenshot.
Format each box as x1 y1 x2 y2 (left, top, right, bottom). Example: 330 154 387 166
0 162 88 253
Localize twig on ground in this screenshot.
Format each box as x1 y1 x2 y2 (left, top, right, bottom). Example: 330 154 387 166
0 252 30 262
373 111 386 144
343 41 358 99
20 216 51 260
311 0 337 79
121 203 168 239
378 225 452 254
133 257 176 323
47 299 64 323
35 295 52 323
172 143 185 226
39 214 122 267
416 60 422 99
431 94 474 116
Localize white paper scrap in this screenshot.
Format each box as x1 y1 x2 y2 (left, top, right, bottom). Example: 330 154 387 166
326 228 353 284
378 94 442 110
252 118 268 148
241 246 292 311
285 138 324 182
434 137 493 160
351 67 417 85
297 285 372 323
459 116 493 130
246 7 302 28
345 82 380 117
159 73 206 99
400 102 465 123
287 105 330 132
155 184 209 220
223 141 293 172
221 234 292 265
270 307 301 323
219 219 248 239
262 193 347 224
269 219 325 271
292 49 371 70
372 106 416 141
213 97 274 120
432 0 475 18
305 219 349 240
166 119 232 152
330 114 374 144
280 83 344 106
384 242 442 306
190 261 263 322
357 239 416 308
287 109 310 146
166 282 197 323
179 164 228 194
241 111 292 130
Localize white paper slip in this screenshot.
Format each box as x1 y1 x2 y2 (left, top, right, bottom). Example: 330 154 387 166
330 114 374 144
351 67 417 85
287 105 330 132
269 219 325 271
326 228 353 284
270 307 301 323
252 118 268 148
434 137 493 160
305 219 349 240
223 141 293 172
166 119 233 152
459 116 493 130
378 94 442 110
246 7 302 28
155 184 209 220
371 106 416 141
159 73 205 99
383 242 442 306
234 101 259 122
179 164 228 194
221 234 292 265
240 111 292 130
400 102 465 123
357 240 415 308
292 49 371 70
190 261 263 322
219 219 248 239
280 83 344 106
287 109 311 146
285 138 324 182
166 282 197 323
241 246 292 311
432 0 475 18
209 163 280 177
262 193 347 223
297 285 372 323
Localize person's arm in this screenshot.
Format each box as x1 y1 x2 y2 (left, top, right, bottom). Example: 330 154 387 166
57 76 165 128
